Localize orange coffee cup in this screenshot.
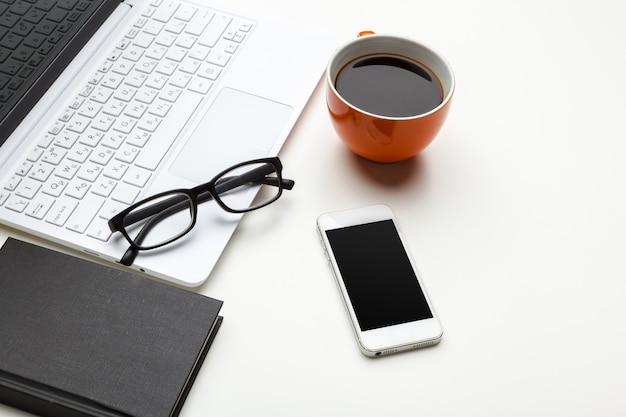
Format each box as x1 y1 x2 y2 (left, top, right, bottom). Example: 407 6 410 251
326 33 455 163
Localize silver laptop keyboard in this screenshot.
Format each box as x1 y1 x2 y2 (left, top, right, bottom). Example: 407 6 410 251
0 0 253 242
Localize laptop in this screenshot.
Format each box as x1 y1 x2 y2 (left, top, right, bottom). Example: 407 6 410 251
0 0 337 286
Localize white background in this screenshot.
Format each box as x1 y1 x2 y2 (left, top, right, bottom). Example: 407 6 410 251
2 0 626 415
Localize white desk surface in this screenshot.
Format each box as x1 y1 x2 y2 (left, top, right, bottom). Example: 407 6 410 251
2 0 626 415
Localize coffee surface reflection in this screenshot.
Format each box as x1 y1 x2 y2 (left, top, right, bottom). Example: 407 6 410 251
335 54 443 118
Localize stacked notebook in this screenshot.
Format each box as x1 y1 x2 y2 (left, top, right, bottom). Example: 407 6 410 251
0 237 223 417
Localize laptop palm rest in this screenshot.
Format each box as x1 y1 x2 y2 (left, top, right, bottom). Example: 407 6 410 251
170 87 293 183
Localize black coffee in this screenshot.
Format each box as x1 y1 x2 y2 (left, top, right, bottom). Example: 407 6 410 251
335 54 443 118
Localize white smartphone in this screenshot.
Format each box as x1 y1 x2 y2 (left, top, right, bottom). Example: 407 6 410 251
317 204 443 357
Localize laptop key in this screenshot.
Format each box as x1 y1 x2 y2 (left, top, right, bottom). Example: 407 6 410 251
0 191 9 206
65 193 104 233
5 196 29 213
152 0 178 23
46 197 78 227
14 177 41 199
65 180 90 199
198 14 230 48
25 193 55 219
110 182 140 205
86 215 113 241
186 9 213 35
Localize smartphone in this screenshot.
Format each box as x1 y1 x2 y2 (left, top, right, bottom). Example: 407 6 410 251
317 204 443 357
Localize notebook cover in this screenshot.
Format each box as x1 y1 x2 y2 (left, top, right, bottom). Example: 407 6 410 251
0 238 223 417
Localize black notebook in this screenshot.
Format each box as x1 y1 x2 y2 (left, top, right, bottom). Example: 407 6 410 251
0 238 223 417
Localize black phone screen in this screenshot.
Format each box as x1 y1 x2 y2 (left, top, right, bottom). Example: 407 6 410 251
325 219 433 331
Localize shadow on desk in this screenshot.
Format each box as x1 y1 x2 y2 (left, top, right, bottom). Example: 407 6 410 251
345 151 425 187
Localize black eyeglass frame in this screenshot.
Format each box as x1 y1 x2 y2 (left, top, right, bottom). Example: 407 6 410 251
108 157 294 262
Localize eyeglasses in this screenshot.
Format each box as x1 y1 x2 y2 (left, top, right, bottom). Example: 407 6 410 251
108 157 294 266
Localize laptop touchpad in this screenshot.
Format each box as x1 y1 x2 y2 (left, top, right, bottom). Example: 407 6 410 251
170 88 293 183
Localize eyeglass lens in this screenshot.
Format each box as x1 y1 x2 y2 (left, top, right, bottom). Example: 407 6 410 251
215 161 281 211
123 193 195 249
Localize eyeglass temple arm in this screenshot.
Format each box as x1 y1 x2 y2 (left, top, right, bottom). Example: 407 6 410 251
115 193 190 231
210 163 288 195
211 176 294 198
256 177 295 190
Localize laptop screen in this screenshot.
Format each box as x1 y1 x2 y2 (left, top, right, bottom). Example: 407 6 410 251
0 0 121 146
